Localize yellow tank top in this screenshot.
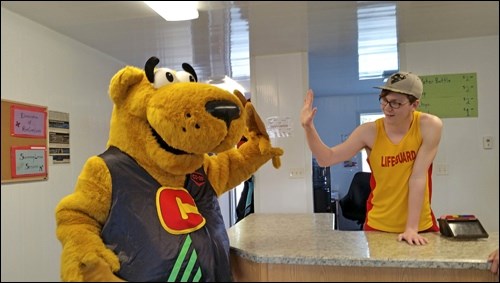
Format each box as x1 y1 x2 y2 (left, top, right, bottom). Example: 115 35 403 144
367 111 436 232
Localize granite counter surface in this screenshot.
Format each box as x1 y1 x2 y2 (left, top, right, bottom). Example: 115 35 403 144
227 213 498 270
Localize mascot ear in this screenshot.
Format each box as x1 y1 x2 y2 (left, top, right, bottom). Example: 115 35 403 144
109 66 145 106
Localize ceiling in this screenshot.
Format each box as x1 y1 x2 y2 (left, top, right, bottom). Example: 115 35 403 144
2 1 498 96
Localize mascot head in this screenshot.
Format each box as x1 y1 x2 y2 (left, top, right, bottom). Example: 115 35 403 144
107 56 248 175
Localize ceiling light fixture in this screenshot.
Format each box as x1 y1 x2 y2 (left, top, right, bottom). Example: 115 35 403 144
144 1 199 22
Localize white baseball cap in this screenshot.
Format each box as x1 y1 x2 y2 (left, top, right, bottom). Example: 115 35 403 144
374 71 423 99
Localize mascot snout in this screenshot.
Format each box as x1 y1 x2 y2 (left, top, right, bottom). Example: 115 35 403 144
205 100 241 128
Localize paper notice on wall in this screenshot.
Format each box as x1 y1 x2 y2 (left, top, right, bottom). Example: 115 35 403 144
265 116 292 138
48 110 70 164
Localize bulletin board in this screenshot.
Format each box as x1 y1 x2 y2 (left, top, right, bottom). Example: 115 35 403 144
418 73 477 118
1 99 48 183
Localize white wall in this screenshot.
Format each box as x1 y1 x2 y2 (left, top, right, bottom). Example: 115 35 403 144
1 8 124 281
251 53 313 214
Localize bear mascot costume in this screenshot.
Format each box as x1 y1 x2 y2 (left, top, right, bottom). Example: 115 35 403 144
55 56 283 282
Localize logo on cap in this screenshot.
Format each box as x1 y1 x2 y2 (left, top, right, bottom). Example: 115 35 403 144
390 73 407 84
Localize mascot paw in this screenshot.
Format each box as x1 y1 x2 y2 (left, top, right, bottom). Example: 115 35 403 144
81 256 126 282
239 94 285 169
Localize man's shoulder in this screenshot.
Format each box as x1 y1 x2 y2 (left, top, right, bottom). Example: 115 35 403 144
419 111 442 126
418 111 443 136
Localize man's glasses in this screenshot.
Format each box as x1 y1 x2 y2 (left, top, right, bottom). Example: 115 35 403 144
379 97 409 109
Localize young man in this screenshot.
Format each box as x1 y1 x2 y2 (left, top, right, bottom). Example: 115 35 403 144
301 72 443 245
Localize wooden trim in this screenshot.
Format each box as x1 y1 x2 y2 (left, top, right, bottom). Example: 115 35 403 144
231 253 498 282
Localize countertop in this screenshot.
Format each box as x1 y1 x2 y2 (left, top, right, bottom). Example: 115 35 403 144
227 213 498 270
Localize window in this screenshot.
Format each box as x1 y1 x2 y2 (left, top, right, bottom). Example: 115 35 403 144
357 2 398 80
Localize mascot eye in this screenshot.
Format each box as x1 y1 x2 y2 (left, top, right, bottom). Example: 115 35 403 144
165 72 175 82
176 71 196 82
153 68 178 89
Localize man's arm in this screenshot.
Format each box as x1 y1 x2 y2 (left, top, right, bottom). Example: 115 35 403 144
301 89 370 167
398 113 443 245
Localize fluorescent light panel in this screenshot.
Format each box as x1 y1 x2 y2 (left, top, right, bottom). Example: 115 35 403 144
144 1 199 21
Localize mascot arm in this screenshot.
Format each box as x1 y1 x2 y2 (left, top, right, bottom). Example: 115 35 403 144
206 102 284 196
55 156 123 281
